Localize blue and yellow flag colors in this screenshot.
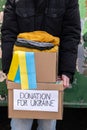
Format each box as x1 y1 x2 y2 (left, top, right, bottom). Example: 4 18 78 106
8 51 37 90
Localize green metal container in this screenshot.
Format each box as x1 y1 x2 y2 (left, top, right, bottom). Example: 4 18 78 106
64 0 87 108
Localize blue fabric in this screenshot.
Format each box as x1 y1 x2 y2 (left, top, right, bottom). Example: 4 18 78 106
11 118 56 130
26 52 37 89
14 66 21 83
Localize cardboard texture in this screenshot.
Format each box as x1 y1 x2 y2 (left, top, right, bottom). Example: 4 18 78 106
35 52 58 82
7 81 64 120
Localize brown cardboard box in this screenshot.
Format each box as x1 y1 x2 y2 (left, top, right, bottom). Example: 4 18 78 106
8 52 58 83
35 52 58 82
7 81 64 120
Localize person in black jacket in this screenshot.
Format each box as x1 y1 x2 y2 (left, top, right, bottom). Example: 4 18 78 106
1 0 81 130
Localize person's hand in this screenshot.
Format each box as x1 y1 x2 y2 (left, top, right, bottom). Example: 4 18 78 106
62 74 70 89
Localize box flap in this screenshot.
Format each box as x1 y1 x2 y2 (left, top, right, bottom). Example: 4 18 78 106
7 81 64 91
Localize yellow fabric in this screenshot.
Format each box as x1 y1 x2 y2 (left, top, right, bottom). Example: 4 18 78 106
17 31 60 46
8 51 29 90
8 51 18 81
14 31 60 52
18 51 29 90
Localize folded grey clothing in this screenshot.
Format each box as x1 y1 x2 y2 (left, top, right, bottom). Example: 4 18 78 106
15 38 54 50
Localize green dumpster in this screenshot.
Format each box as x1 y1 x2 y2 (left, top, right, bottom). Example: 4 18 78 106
64 0 87 108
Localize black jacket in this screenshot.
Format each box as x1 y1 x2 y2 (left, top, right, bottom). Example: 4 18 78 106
1 0 81 81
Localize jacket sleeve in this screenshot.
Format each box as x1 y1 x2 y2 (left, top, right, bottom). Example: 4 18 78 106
1 0 19 74
58 0 81 82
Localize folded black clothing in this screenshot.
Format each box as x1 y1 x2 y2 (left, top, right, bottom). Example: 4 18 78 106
15 38 54 50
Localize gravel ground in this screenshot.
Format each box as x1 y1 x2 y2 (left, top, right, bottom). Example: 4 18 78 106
0 107 87 130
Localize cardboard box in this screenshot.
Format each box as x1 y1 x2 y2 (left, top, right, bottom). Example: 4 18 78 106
8 52 58 83
35 52 58 82
7 81 64 120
